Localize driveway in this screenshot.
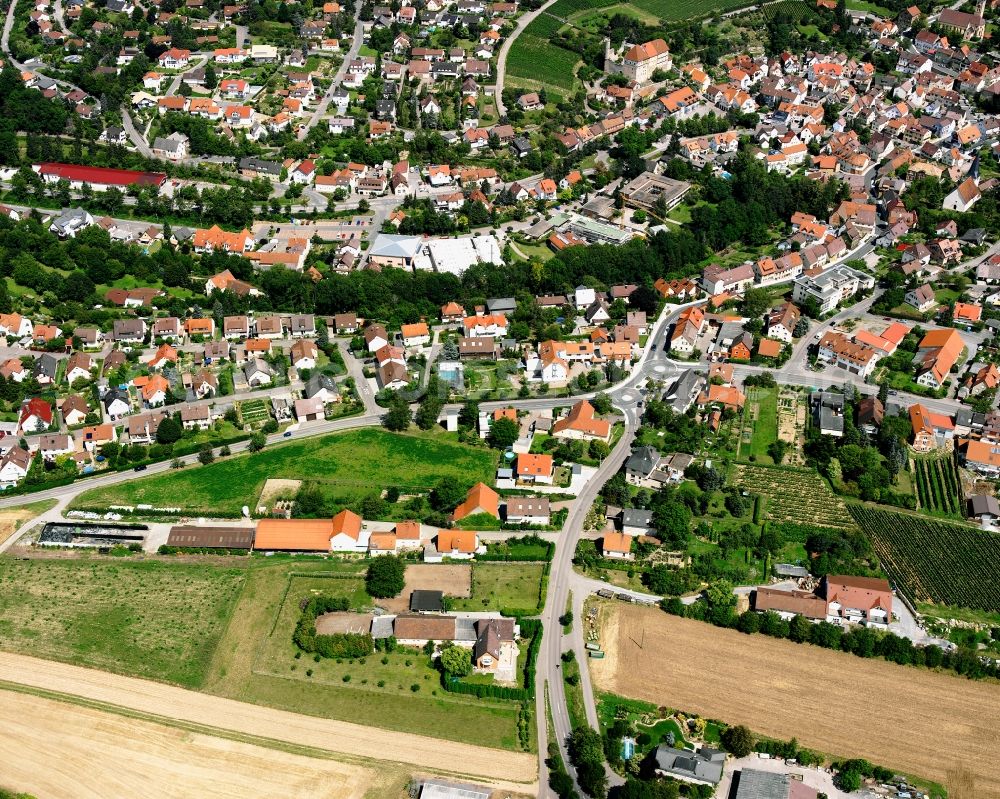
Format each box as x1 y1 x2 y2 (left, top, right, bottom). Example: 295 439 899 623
717 755 870 799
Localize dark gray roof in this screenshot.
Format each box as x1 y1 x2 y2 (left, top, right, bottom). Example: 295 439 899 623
486 297 516 314
733 768 791 799
626 445 659 476
621 508 653 529
968 494 1000 517
36 354 59 378
304 373 337 399
665 370 704 413
409 589 444 612
654 745 724 785
239 157 282 176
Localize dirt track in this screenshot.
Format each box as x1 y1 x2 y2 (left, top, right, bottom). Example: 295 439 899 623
0 690 374 799
0 652 538 792
591 605 1000 799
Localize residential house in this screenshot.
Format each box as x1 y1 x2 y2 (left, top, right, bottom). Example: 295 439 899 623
551 400 611 442
505 497 550 526
914 328 965 389
451 482 500 522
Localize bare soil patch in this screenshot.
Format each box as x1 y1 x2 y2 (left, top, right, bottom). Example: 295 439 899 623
380 563 472 613
0 690 375 799
315 611 374 635
257 478 302 511
0 652 537 790
591 604 1000 799
0 505 51 546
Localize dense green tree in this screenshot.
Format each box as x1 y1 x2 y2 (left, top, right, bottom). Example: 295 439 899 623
365 555 406 598
487 416 519 449
721 724 754 758
439 643 472 677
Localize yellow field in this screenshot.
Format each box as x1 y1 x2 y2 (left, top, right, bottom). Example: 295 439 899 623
591 604 999 799
0 690 377 799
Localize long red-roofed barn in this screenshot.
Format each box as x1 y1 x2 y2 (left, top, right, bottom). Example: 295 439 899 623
35 163 167 191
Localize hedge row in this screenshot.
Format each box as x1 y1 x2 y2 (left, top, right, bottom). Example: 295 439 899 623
663 599 1000 681
441 618 542 701
293 595 374 659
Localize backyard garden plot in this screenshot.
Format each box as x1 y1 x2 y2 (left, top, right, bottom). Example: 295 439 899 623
450 563 548 615
737 387 777 462
71 428 498 517
913 456 962 517
848 505 1000 613
238 398 271 428
733 464 855 529
0 558 246 687
235 561 528 751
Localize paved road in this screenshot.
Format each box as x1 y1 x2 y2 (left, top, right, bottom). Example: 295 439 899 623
122 109 154 159
493 0 559 118
299 16 363 139
2 0 87 97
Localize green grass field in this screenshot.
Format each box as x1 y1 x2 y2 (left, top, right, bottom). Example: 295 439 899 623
71 428 499 517
845 0 891 15
0 558 246 687
451 563 547 613
0 555 543 751
741 387 778 462
506 15 580 94
204 559 530 751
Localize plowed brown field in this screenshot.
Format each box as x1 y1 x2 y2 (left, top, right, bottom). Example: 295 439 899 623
590 605 999 799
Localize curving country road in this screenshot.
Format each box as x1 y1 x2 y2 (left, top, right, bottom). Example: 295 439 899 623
493 0 559 119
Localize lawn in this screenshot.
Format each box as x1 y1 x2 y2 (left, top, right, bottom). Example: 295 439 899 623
0 557 246 687
740 387 778 462
596 692 694 762
450 563 547 614
845 0 891 14
202 559 528 751
562 654 587 729
71 428 499 517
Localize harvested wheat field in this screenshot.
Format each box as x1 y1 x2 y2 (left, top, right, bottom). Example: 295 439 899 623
591 604 1000 799
0 652 537 792
0 690 375 799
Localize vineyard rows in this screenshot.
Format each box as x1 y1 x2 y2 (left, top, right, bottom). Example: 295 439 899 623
913 457 962 516
733 464 855 529
849 505 1000 613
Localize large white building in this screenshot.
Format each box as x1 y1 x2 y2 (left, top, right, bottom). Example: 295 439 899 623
791 266 874 314
606 38 672 84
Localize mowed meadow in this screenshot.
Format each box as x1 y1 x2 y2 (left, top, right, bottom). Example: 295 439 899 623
591 605 1000 799
0 558 246 687
70 428 499 517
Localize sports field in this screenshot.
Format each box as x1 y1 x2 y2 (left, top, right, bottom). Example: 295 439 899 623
591 604 999 799
70 428 498 517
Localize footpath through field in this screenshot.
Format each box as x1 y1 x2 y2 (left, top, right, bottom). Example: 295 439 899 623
0 652 539 792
